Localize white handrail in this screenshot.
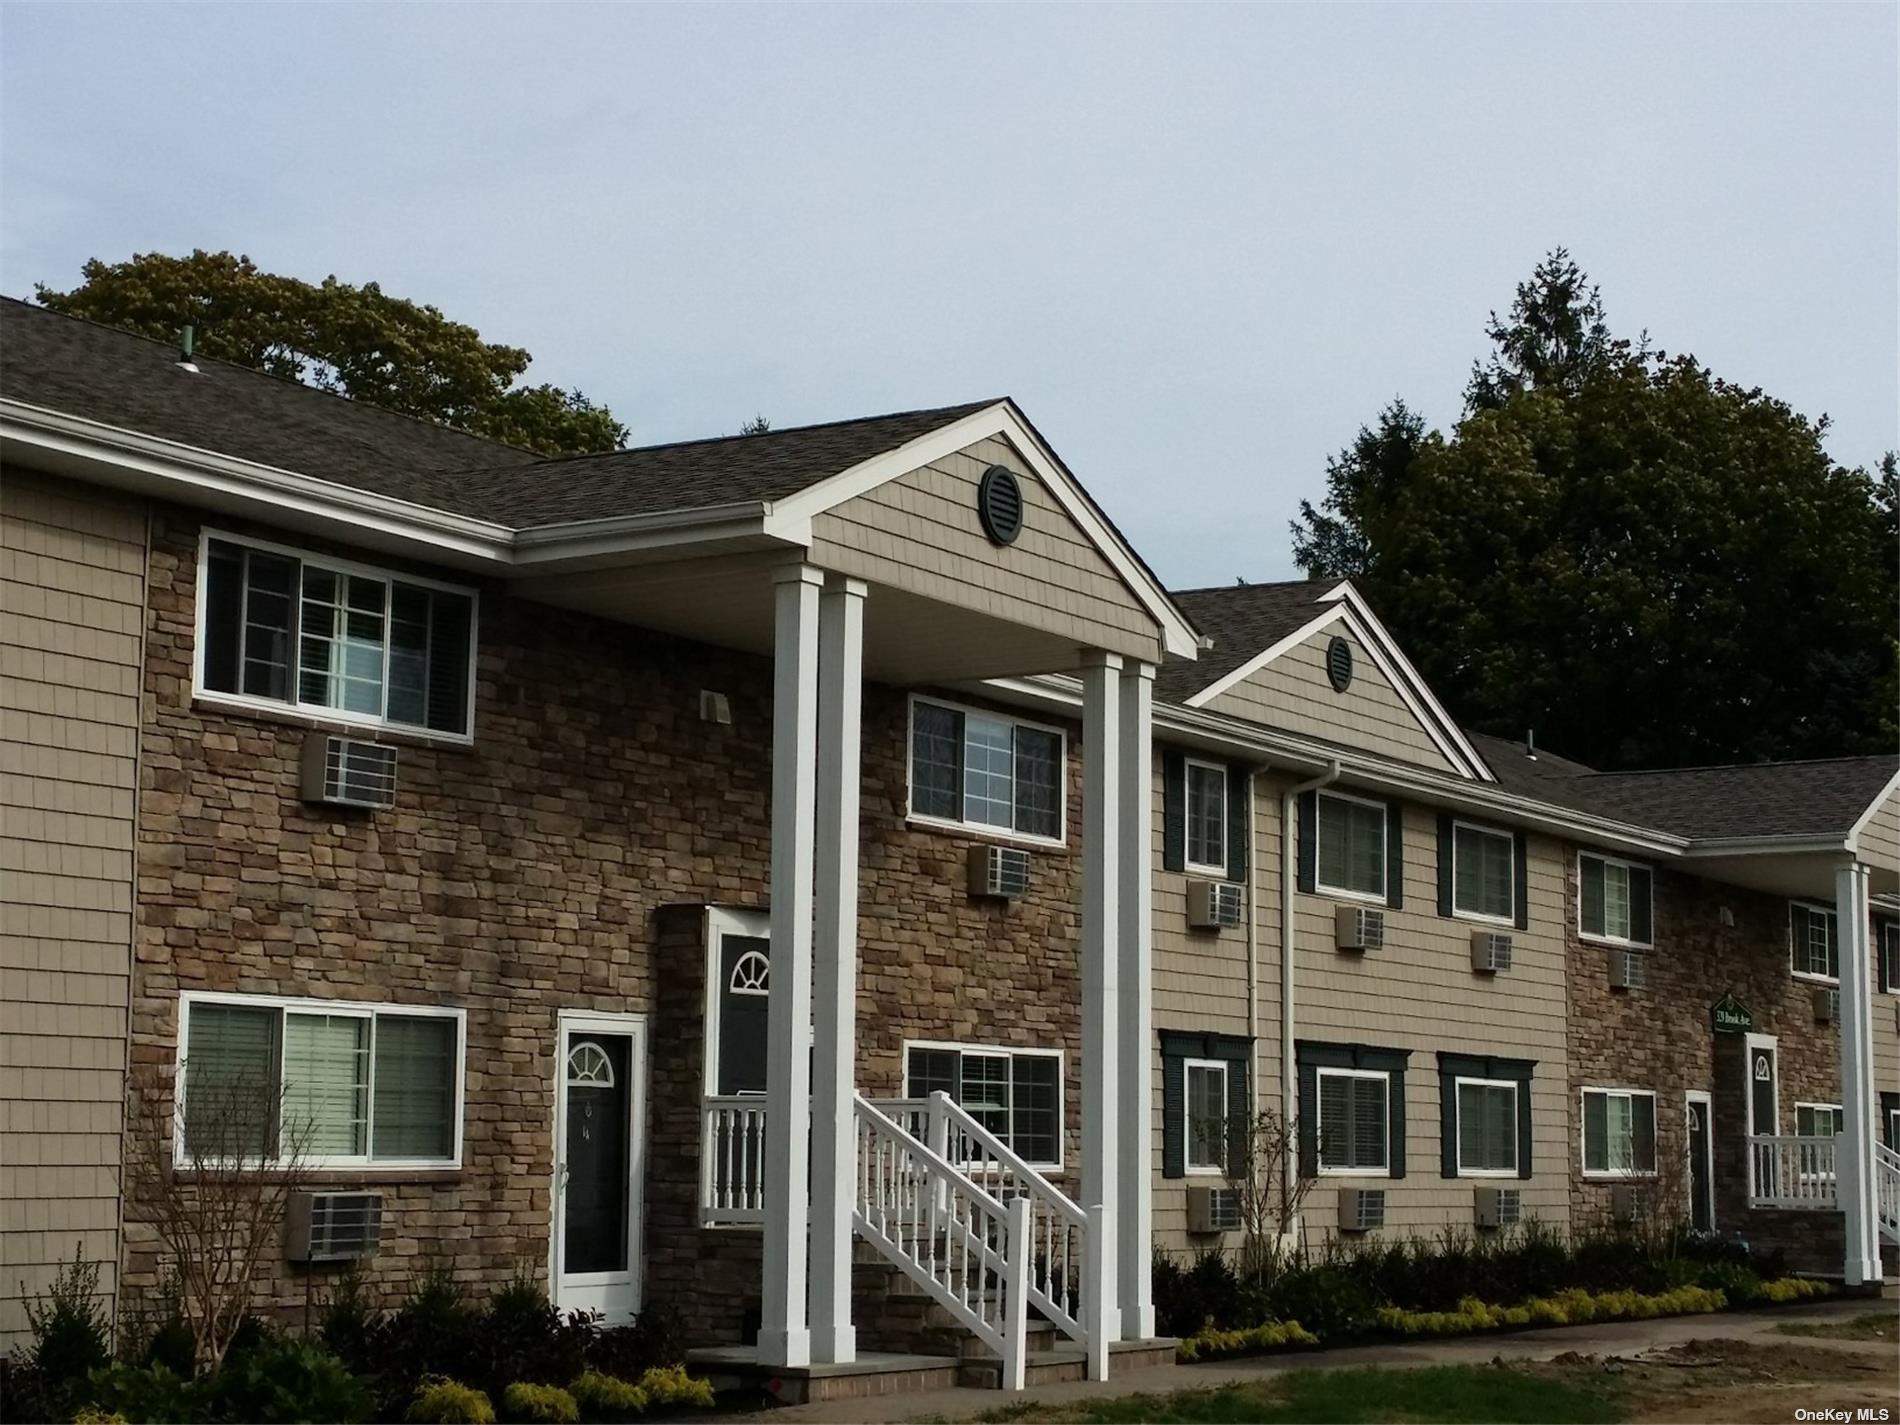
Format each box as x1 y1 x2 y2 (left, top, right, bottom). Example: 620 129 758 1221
868 1091 1090 1350
701 1096 768 1225
1748 1133 1839 1209
1875 1141 1900 1244
852 1093 1032 1389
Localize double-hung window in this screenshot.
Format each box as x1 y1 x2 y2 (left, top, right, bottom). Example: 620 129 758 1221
198 533 476 738
905 1043 1062 1167
178 993 464 1167
1184 1059 1229 1173
1455 1078 1519 1176
1317 1068 1390 1174
1452 822 1515 923
1578 853 1652 946
1315 792 1386 900
1794 1103 1843 1138
1184 761 1227 874
909 698 1064 841
1883 923 1900 994
1581 1088 1656 1177
1788 903 1839 983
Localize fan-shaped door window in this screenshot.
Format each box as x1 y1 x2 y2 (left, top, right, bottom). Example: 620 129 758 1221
566 1041 615 1088
728 949 770 996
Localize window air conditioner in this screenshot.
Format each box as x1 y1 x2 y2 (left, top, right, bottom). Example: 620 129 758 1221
1335 905 1385 953
301 735 398 810
967 844 1031 900
1474 1186 1522 1228
1338 1186 1385 1233
1608 949 1647 991
1186 1185 1242 1233
286 1191 384 1263
1610 1184 1637 1225
1187 880 1244 930
1813 987 1839 1024
1470 931 1514 975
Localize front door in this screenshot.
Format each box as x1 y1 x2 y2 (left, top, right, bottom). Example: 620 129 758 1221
1686 1092 1714 1232
554 1013 645 1320
1745 1035 1778 1200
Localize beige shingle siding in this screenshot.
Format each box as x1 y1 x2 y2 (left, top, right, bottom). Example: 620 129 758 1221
0 470 143 1345
808 436 1164 665
1200 626 1459 774
1860 789 1899 876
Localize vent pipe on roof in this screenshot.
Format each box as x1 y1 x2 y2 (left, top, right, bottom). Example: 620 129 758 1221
177 324 200 374
1525 728 1537 762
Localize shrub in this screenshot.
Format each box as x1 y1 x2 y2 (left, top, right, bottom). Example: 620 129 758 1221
73 1408 129 1424
1152 1251 1249 1341
1174 1318 1318 1363
632 1365 715 1410
200 1334 368 1423
319 1265 381 1376
1758 1276 1829 1303
24 1244 113 1389
501 1382 580 1423
0 1358 68 1425
471 1274 591 1397
83 1361 204 1424
407 1376 496 1425
582 1306 686 1383
568 1370 647 1419
1263 1264 1378 1342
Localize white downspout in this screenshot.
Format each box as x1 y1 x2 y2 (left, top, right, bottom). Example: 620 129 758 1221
1280 759 1340 1223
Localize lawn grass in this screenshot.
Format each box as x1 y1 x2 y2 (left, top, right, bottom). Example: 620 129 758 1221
967 1365 1625 1424
1771 1310 1898 1341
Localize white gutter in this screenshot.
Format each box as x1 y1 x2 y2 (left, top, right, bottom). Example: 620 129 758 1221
1281 757 1339 1224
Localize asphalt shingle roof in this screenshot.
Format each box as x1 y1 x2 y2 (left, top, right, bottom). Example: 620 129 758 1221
0 298 998 528
1156 580 1334 704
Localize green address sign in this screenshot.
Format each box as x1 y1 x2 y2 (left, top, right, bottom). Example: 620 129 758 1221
1711 995 1753 1034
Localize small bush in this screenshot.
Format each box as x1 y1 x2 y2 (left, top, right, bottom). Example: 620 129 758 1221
472 1274 591 1397
569 1369 647 1418
582 1306 686 1383
407 1376 496 1425
632 1364 714 1410
1175 1318 1318 1363
83 1361 204 1424
1263 1264 1379 1341
72 1408 129 1424
502 1382 580 1423
201 1334 368 1423
1758 1276 1829 1303
319 1265 381 1376
25 1244 113 1388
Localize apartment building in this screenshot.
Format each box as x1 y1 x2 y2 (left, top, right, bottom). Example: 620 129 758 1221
1 298 1892 1395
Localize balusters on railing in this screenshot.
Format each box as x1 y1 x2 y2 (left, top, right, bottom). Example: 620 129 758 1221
1748 1134 1839 1209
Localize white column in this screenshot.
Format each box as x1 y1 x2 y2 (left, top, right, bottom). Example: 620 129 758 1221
1835 860 1882 1285
758 562 822 1368
1079 651 1121 1372
1115 661 1155 1342
810 576 865 1363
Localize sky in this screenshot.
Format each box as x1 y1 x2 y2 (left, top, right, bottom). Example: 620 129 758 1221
3 3 1894 585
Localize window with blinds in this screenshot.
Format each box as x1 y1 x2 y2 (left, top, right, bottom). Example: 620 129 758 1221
1581 1088 1656 1176
1316 793 1386 899
180 996 462 1166
1184 761 1227 873
1455 1079 1518 1175
1579 853 1652 946
1452 824 1514 922
1788 903 1840 982
905 1044 1063 1167
1317 1068 1390 1173
200 534 475 737
1185 1060 1229 1172
908 698 1065 841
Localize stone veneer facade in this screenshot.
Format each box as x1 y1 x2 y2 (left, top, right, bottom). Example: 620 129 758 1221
127 504 1086 1326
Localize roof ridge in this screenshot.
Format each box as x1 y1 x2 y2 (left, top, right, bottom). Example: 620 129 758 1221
1577 753 1899 780
1168 577 1331 597
3 294 544 461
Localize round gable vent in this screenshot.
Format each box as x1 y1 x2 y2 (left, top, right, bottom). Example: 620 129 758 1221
1326 636 1354 692
978 465 1024 546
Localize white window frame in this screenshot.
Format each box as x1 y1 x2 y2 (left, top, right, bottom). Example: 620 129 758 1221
1183 1057 1229 1175
700 905 781 1101
1184 759 1229 876
1888 1107 1900 1151
1450 820 1516 926
1793 1101 1844 1138
1314 1066 1392 1177
904 694 1068 848
1576 851 1652 949
192 528 480 745
1788 901 1840 986
1452 1075 1520 1178
174 990 466 1171
1313 789 1389 904
1579 1086 1658 1180
902 1039 1065 1171
1882 922 1900 994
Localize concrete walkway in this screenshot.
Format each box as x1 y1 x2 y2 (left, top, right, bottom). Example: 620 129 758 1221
734 1294 1897 1423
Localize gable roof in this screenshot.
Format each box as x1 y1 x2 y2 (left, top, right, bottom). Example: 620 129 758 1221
1157 580 1333 704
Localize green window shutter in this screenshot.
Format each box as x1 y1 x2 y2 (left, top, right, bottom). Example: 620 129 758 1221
1162 750 1187 873
1435 814 1455 918
1296 1056 1318 1177
1632 1093 1657 1173
1878 922 1895 995
1161 1049 1186 1179
1296 791 1317 894
1629 866 1653 945
1789 904 1810 974
1512 833 1530 931
1384 801 1404 908
1436 1063 1458 1178
371 1016 457 1160
1225 1052 1251 1178
1225 763 1250 884
1583 1092 1608 1173
1387 1064 1407 1178
1581 856 1606 937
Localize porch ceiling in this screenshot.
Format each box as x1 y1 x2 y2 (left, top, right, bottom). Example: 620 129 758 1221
1680 848 1897 901
518 552 1122 684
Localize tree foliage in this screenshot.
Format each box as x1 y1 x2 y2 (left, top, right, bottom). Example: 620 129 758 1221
1293 250 1897 770
36 250 627 458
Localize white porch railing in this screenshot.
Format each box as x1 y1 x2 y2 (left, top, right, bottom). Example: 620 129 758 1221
1876 1141 1900 1245
701 1095 767 1225
867 1092 1090 1351
852 1092 1033 1389
1748 1133 1838 1209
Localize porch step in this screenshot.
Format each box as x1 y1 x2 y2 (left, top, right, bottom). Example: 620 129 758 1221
684 1347 962 1406
957 1338 1179 1390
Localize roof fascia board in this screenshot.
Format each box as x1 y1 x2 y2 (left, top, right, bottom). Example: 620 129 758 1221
1844 767 1900 852
1319 582 1494 781
761 400 1200 658
1181 605 1347 708
1680 835 1854 859
983 673 1685 857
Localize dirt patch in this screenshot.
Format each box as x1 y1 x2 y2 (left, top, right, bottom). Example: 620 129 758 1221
1527 1336 1899 1425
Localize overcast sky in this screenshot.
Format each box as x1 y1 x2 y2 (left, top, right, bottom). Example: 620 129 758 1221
3 3 1893 584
